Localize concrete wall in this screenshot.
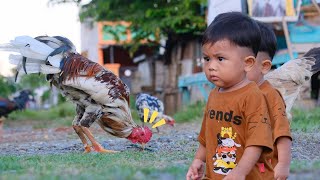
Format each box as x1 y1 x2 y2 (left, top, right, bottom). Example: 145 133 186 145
80 21 99 62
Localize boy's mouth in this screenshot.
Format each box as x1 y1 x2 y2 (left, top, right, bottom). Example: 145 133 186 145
209 75 219 81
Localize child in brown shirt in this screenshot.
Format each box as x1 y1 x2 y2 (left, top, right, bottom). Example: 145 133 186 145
186 12 274 180
247 21 292 180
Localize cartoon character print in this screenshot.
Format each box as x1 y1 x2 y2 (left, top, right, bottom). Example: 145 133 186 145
213 127 241 175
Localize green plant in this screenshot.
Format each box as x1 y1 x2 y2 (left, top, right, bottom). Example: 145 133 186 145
291 107 320 132
41 89 51 102
18 74 47 90
49 0 207 63
0 75 17 97
58 94 67 104
173 101 206 123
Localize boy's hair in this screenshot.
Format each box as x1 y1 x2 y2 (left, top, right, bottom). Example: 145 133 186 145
256 21 277 60
202 12 261 56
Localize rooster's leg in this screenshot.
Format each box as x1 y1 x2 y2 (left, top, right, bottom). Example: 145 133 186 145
73 125 91 153
72 106 92 153
81 127 117 153
79 105 117 153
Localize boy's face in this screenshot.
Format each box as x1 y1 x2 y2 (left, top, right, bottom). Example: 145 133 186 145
247 52 272 85
202 39 254 91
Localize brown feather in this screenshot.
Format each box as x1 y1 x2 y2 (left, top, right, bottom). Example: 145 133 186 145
94 71 130 102
97 116 134 138
60 53 103 82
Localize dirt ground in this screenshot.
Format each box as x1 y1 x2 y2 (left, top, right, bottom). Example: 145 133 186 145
0 120 319 179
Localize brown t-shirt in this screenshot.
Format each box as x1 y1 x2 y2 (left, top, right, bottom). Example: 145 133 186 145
260 80 292 167
198 82 274 180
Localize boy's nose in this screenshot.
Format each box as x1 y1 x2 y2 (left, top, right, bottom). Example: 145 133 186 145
208 61 218 71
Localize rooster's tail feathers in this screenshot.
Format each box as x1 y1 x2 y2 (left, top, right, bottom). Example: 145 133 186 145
0 43 20 52
10 36 54 60
40 65 61 74
35 36 66 49
9 54 44 65
303 47 320 73
35 36 76 53
0 36 67 77
297 56 315 82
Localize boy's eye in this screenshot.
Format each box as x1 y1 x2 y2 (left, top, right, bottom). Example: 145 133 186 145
218 57 225 61
203 56 210 62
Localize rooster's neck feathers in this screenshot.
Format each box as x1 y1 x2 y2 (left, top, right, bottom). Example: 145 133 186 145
59 53 103 82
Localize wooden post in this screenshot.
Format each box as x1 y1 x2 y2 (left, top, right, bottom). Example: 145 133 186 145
104 63 120 77
282 17 294 59
98 48 104 65
311 0 320 16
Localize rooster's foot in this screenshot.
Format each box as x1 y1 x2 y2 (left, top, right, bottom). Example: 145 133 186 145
93 144 118 153
83 144 92 153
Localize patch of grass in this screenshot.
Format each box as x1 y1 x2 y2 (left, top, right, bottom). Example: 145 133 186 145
0 149 318 179
129 95 145 125
7 102 76 128
291 107 320 132
173 101 206 123
9 102 75 121
129 95 136 110
290 159 320 173
0 151 193 179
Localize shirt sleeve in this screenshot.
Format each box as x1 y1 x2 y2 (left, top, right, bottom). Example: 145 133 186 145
244 92 274 152
270 92 292 143
198 107 208 147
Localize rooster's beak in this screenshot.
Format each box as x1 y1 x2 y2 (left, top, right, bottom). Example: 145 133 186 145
141 143 146 150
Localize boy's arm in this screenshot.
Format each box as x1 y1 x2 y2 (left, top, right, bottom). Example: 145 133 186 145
195 143 206 162
186 144 206 180
267 89 292 179
223 146 262 180
277 137 292 166
274 137 292 180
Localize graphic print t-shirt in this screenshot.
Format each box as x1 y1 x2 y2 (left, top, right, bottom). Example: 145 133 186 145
198 82 274 180
260 80 292 166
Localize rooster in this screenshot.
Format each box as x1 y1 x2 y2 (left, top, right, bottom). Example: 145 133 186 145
135 93 175 133
266 47 320 119
0 89 33 118
0 35 152 153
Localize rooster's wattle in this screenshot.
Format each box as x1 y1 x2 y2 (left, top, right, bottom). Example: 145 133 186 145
0 35 152 153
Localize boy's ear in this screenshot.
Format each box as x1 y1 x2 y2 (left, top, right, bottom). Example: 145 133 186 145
261 60 272 74
244 56 255 72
